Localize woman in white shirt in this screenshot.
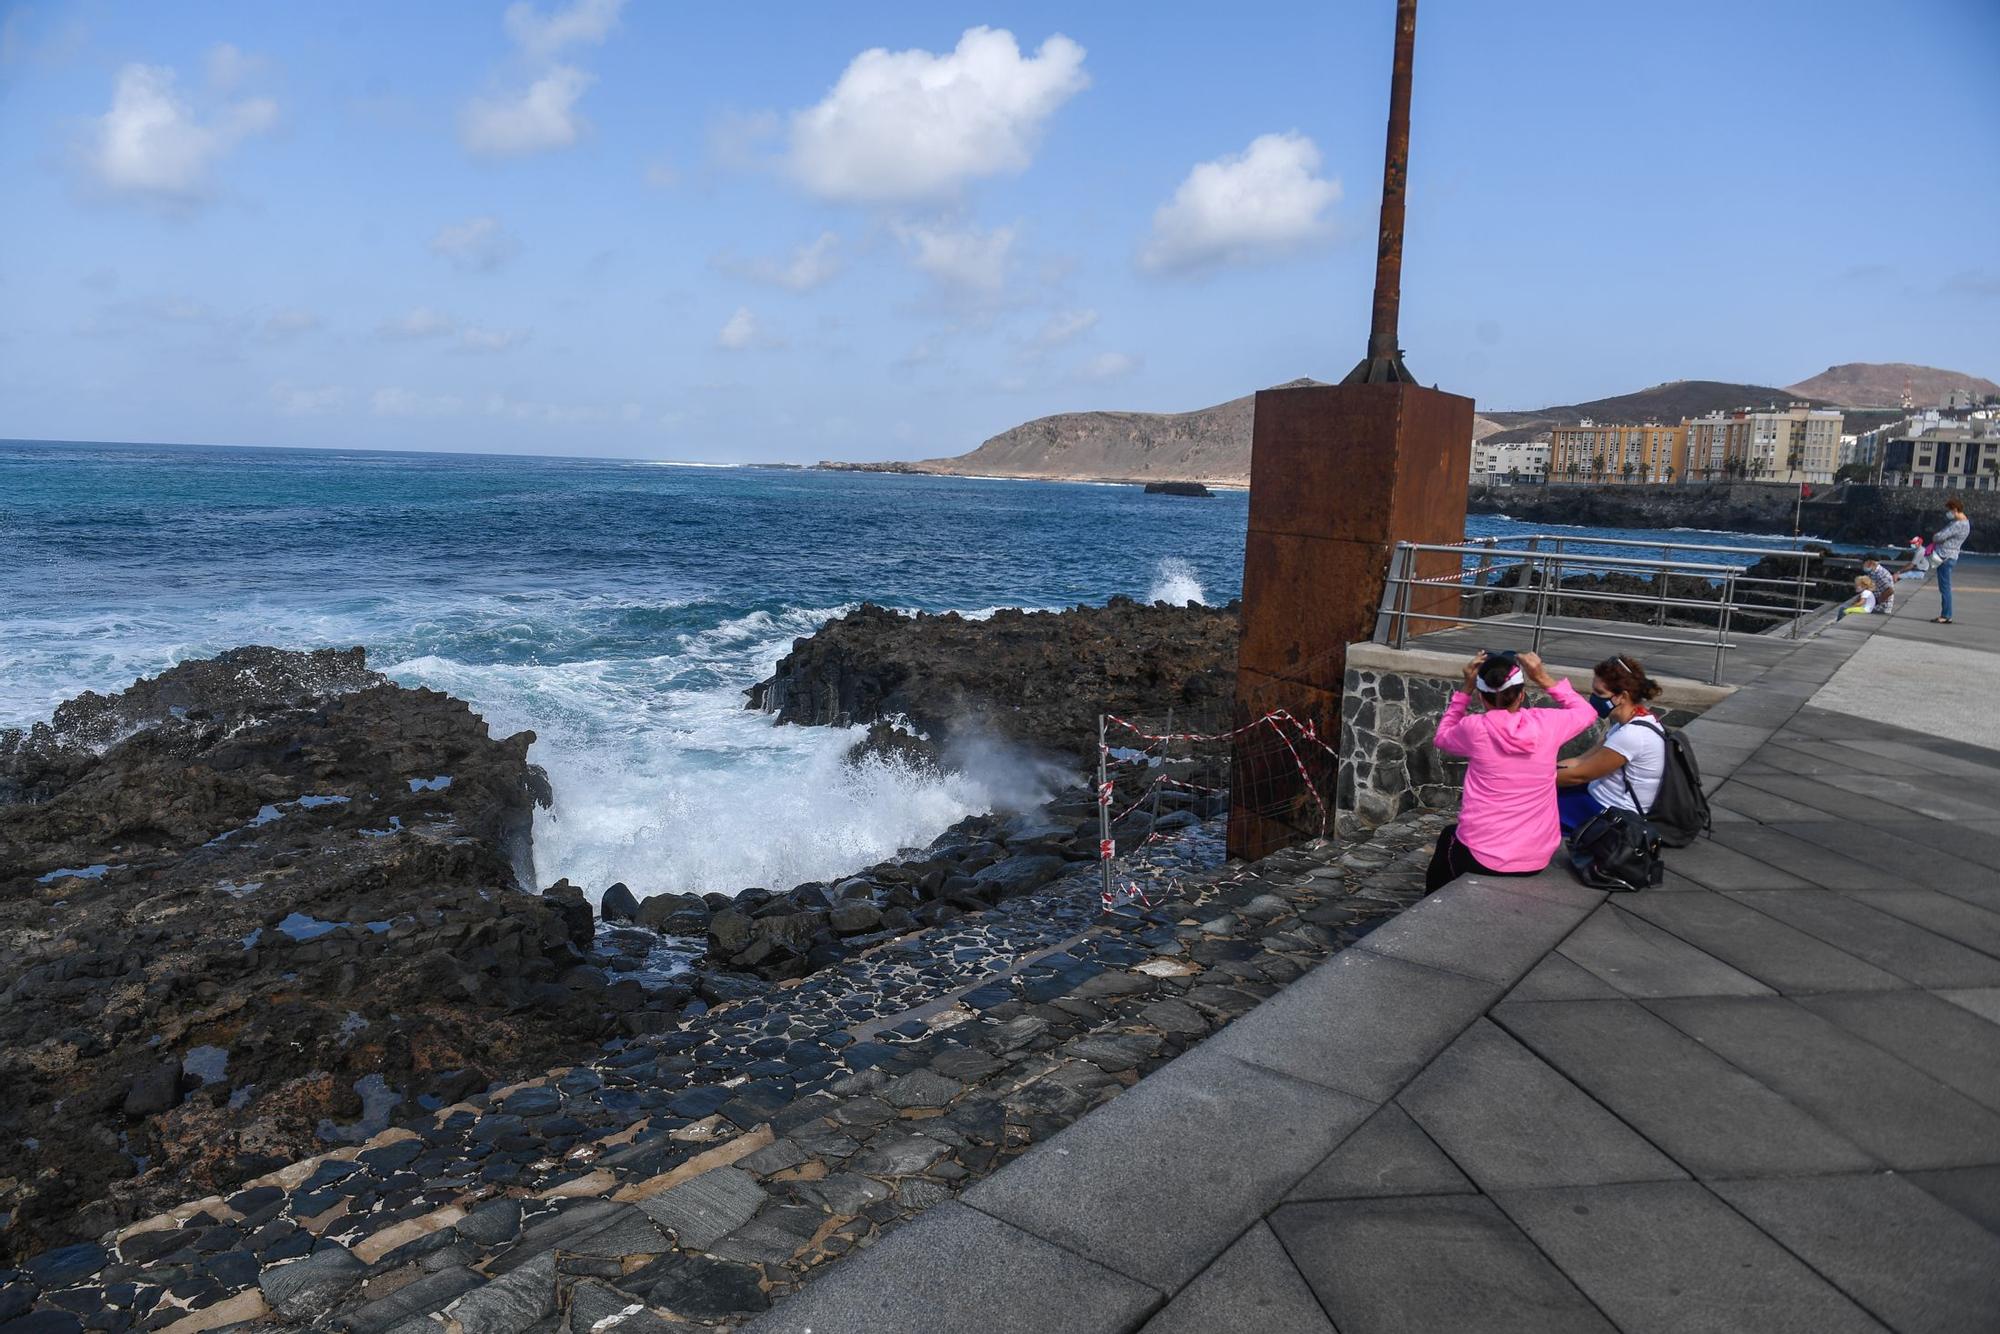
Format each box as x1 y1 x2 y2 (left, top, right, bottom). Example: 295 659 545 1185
1554 655 1667 831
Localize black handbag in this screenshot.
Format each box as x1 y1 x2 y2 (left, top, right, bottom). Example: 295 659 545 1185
1568 769 1664 892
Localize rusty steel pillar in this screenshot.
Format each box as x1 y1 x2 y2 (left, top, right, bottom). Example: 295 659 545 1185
1228 0 1473 861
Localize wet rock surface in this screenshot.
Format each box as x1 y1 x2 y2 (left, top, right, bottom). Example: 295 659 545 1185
0 649 612 1261
744 598 1240 765
2 805 1442 1329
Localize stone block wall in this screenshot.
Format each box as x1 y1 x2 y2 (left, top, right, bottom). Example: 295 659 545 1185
1335 645 1715 837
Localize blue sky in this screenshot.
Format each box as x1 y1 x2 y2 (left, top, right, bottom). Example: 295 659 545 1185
1 0 1995 462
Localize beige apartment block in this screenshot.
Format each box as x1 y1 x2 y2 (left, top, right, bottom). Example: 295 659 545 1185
1549 421 1688 482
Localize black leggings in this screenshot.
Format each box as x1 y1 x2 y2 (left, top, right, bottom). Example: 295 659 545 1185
1425 825 1537 893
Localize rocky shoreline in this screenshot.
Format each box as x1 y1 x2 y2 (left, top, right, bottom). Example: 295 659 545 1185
0 600 1245 1265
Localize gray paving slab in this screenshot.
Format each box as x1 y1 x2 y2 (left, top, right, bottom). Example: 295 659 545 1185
1202 946 1501 1101
1837 888 2000 958
1794 990 2000 1113
1706 824 1889 891
1726 890 2000 989
1618 889 1906 994
1871 820 2000 870
1338 876 1598 986
1648 996 2000 1170
1762 823 2000 904
1493 1181 1885 1334
1493 998 1876 1179
1661 835 1814 891
1937 988 2000 1025
1285 1100 1472 1202
1707 780 1830 825
1806 770 2000 823
1136 1222 1333 1334
1554 904 1775 999
1270 1195 1612 1334
1770 738 1935 777
1903 1165 2000 1236
1396 1019 1683 1191
740 1202 1160 1334
1503 952 1623 1003
962 1046 1373 1293
1714 1174 2000 1334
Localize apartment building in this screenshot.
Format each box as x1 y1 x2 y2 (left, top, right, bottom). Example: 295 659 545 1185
1881 418 2000 489
1683 407 1845 483
1470 437 1550 482
1548 421 1688 482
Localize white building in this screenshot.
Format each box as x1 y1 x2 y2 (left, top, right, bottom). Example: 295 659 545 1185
1470 437 1550 482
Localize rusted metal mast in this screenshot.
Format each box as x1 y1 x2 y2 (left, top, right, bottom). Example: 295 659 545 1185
1344 0 1419 385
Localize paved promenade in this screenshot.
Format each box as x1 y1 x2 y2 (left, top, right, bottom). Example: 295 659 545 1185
751 558 2000 1334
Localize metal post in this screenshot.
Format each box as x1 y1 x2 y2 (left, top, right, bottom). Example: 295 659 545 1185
1395 552 1415 649
1098 714 1114 905
1149 708 1171 843
1530 553 1552 655
1509 535 1541 614
1790 551 1808 639
1343 0 1419 385
1467 537 1495 621
1373 542 1412 644
1713 575 1737 684
1654 544 1673 626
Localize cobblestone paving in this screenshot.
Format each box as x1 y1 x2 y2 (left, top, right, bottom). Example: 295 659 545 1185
0 812 1442 1332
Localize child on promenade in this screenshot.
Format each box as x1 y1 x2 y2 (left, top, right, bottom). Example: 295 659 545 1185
1842 575 1879 617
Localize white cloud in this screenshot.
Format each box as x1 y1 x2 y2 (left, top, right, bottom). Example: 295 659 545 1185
1034 307 1098 349
643 157 678 188
372 387 464 417
377 307 454 340
84 62 277 204
787 27 1087 203
457 326 529 353
1077 350 1140 381
461 64 593 158
503 0 626 62
894 219 1014 294
716 306 773 350
269 382 345 415
431 216 521 272
260 309 321 340
723 232 841 292
1140 132 1341 275
204 42 266 93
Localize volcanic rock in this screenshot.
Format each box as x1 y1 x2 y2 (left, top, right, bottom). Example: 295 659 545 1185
0 648 611 1263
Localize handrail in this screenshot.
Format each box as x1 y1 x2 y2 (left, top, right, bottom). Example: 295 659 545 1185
1437 533 1824 640
1377 539 1835 683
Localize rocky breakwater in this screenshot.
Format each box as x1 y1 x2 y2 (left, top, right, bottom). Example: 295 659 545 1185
621 600 1245 991
745 597 1240 765
0 648 621 1262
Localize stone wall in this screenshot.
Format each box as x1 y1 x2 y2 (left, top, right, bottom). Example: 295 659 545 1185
1335 643 1719 837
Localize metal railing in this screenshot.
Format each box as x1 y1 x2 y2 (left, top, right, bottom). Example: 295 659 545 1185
1371 537 1827 684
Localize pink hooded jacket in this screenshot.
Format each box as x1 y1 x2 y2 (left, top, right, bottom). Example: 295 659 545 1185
1434 680 1598 872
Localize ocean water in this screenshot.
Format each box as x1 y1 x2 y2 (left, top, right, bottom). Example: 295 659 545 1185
0 441 1815 902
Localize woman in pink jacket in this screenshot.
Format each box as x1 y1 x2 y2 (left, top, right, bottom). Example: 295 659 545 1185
1427 650 1598 891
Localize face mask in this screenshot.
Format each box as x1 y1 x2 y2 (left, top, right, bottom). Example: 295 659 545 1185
1590 694 1617 718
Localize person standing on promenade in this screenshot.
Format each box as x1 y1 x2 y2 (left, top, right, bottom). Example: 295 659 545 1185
1427 650 1597 892
1932 497 1971 624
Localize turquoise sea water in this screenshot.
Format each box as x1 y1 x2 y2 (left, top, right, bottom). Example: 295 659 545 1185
0 439 1814 900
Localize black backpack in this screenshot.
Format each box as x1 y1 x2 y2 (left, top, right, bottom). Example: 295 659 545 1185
1625 717 1711 848
1568 769 1665 893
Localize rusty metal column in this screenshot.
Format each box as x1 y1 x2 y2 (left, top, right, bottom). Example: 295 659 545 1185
1344 0 1418 386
